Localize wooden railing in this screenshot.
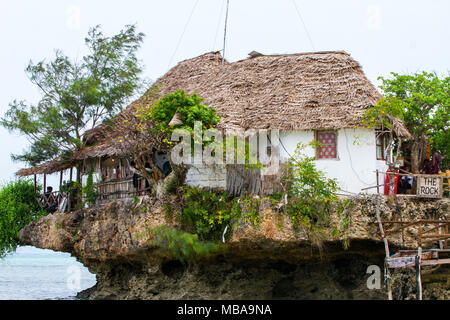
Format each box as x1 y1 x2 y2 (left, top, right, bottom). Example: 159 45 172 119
97 177 150 203
38 191 71 213
384 219 450 248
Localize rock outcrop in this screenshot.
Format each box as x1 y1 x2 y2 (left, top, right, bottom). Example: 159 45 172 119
19 195 449 300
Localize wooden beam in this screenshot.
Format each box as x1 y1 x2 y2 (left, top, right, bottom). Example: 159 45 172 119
385 221 420 235
387 256 416 268
387 252 433 268
420 258 450 266
383 220 450 224
421 223 449 235
421 234 450 239
43 174 47 193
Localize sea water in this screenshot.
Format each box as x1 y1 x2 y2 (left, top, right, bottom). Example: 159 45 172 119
0 246 96 300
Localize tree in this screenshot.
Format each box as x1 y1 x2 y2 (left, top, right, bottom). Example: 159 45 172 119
1 24 145 170
364 72 449 173
0 180 45 258
119 89 220 197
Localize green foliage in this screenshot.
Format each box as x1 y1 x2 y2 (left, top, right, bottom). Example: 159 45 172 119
60 180 80 198
431 129 450 170
150 226 221 264
163 202 174 221
179 186 262 241
363 72 449 169
149 90 220 134
181 187 231 241
283 142 339 231
1 24 145 167
0 180 46 257
241 197 261 228
331 198 352 249
82 169 98 207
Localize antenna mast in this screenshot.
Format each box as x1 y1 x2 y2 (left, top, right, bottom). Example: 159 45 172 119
222 0 230 65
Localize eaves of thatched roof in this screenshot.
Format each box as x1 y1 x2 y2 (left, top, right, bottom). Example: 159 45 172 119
16 158 74 177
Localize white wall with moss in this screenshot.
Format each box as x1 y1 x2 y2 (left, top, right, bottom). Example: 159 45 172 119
278 128 385 194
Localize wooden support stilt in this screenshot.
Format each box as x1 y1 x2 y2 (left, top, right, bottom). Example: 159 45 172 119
375 194 393 300
416 246 423 300
59 170 63 191
376 170 380 194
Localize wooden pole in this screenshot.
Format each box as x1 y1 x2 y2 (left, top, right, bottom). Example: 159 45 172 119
416 246 423 300
376 194 393 300
222 0 230 66
376 170 380 194
394 196 405 248
34 174 37 195
43 174 47 193
446 224 449 248
59 170 63 191
70 167 73 182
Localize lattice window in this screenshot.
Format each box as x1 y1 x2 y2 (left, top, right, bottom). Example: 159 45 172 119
316 131 337 160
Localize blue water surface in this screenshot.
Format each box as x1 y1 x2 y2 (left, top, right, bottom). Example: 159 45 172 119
0 246 96 300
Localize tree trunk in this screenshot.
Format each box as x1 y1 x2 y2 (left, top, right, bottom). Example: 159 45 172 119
410 136 429 174
410 140 421 174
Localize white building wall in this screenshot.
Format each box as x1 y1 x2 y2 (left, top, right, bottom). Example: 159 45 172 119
279 128 384 194
186 164 227 189
81 172 102 187
180 128 386 194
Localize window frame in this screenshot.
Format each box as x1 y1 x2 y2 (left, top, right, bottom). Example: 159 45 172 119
315 130 338 160
376 131 389 161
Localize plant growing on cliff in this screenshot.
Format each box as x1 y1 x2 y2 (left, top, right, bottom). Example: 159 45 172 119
241 197 261 228
0 180 46 257
150 226 221 264
180 187 232 241
281 142 339 236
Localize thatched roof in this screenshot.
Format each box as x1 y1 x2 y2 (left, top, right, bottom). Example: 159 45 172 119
158 51 380 131
16 158 73 177
16 50 411 175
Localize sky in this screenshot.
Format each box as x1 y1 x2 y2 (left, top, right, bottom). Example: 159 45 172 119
0 0 449 186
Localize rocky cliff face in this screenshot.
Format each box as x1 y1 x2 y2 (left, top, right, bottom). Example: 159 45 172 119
19 195 449 300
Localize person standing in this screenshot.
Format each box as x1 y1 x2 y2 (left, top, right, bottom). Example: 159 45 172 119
431 148 442 174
